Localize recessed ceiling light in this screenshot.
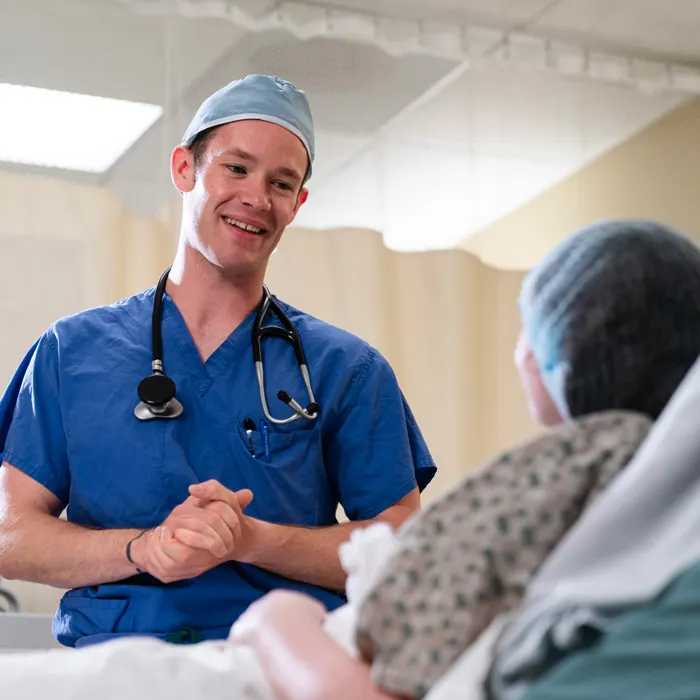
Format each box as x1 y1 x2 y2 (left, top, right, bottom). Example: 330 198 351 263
0 83 163 173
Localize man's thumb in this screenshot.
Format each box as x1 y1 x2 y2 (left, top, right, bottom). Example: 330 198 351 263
236 489 254 509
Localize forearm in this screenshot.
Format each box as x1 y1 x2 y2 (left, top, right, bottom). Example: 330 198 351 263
243 519 362 590
0 512 143 588
251 613 395 700
241 492 420 590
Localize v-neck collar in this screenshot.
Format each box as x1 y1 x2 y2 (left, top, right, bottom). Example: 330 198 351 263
161 291 258 390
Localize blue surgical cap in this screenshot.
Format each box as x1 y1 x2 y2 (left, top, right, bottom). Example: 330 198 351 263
181 74 315 180
520 219 700 420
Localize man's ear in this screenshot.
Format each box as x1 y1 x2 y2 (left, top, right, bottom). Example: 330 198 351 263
297 188 309 208
171 145 196 194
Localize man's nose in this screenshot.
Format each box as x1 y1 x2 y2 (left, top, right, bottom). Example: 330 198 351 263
238 177 271 211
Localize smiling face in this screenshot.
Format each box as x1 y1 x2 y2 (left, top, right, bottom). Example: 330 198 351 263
171 119 309 281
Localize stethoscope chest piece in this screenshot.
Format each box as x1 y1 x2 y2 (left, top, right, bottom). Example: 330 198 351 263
134 372 183 421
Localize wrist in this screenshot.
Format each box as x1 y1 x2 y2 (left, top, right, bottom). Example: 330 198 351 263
236 518 286 566
126 528 150 572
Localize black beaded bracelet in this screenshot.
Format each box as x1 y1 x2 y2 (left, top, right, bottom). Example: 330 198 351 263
126 529 147 574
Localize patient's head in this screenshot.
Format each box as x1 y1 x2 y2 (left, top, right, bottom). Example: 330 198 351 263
516 219 700 424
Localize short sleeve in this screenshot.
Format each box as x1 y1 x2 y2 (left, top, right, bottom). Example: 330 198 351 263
324 347 435 521
2 329 71 504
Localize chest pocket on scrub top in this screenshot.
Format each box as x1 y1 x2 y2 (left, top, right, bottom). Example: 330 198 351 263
232 420 329 527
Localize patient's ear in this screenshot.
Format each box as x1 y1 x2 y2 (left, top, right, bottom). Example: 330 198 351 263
514 331 563 427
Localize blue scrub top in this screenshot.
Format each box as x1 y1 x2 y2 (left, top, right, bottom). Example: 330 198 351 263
0 288 435 647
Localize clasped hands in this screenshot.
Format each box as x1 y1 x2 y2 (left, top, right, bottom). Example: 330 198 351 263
130 480 255 583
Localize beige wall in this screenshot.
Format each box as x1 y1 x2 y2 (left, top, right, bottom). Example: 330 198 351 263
475 267 533 465
462 96 700 270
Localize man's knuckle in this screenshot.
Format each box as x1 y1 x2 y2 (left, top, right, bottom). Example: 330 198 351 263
203 507 221 521
216 503 238 520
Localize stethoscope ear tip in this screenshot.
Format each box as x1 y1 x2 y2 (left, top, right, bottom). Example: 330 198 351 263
276 390 320 420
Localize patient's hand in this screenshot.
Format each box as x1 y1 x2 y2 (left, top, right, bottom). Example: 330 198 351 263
229 590 327 647
230 591 397 700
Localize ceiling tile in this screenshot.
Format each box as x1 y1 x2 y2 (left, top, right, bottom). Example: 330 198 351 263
0 0 248 104
216 30 459 133
534 0 700 61
304 0 555 28
387 63 688 162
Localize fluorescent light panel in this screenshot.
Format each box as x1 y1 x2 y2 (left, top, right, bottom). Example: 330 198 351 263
0 83 163 173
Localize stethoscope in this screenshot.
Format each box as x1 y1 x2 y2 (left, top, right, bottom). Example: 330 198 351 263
134 268 320 424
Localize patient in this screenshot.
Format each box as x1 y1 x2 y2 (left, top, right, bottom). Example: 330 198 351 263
229 219 700 700
489 335 700 700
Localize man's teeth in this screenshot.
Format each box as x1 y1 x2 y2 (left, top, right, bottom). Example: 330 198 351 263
224 217 263 234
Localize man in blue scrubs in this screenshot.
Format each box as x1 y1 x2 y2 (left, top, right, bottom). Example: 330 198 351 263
0 75 436 647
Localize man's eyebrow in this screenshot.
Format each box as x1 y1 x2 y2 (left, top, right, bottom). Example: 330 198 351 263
276 166 303 182
221 147 256 161
221 148 304 182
